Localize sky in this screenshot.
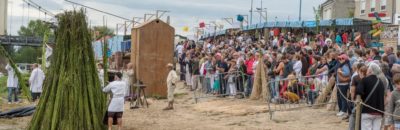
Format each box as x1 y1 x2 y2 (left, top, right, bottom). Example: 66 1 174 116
6 0 326 36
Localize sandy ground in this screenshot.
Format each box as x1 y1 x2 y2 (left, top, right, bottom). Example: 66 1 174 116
0 82 347 130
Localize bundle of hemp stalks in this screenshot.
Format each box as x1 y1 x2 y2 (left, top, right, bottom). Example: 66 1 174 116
28 10 107 130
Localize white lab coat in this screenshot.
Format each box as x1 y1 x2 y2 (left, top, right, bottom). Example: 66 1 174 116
103 80 127 112
5 64 19 88
29 68 45 93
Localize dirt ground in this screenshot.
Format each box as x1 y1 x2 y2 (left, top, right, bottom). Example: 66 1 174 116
0 81 348 130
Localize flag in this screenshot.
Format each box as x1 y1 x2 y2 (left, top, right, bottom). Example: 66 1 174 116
183 26 189 32
199 22 205 28
45 44 53 68
237 15 244 22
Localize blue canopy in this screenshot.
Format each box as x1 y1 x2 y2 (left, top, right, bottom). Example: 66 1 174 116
287 21 303 27
275 21 287 27
248 24 257 30
265 22 275 27
256 23 265 29
303 21 317 27
336 18 353 25
319 20 333 26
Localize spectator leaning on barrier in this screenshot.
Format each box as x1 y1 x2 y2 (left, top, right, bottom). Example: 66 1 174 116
357 63 385 130
387 74 400 130
336 54 352 118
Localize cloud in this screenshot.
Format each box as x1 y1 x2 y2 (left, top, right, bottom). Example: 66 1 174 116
6 0 325 36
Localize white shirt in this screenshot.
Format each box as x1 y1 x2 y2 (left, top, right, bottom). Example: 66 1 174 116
176 45 183 54
293 60 302 75
103 80 128 112
29 68 45 93
6 64 19 88
98 69 105 87
167 70 178 86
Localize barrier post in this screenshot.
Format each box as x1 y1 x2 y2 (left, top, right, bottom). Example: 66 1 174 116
355 95 362 130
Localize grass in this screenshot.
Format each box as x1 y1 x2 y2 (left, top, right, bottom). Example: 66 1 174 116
0 76 7 98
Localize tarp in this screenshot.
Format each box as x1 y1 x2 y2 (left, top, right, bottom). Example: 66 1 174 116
256 23 265 29
319 20 333 26
336 18 353 25
121 40 131 52
265 22 275 27
92 35 125 59
303 21 317 27
276 21 287 27
287 21 303 27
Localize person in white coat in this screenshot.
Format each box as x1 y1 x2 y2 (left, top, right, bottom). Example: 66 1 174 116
103 72 127 130
5 64 20 104
29 64 45 101
164 63 178 110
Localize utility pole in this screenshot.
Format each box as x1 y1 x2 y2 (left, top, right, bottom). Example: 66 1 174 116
260 0 262 23
299 0 302 21
250 0 254 25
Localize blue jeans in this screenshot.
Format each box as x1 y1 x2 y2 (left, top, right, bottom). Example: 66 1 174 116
246 75 254 96
8 87 19 103
308 90 317 105
274 76 281 99
269 78 276 99
337 84 349 112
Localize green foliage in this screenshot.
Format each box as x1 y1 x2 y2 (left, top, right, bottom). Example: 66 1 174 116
18 20 54 38
13 47 42 63
91 26 114 40
0 45 32 101
0 76 7 98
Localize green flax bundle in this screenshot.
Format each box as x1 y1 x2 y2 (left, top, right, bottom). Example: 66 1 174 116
0 45 32 101
28 10 107 130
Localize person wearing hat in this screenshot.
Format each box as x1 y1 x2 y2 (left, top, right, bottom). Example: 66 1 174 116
335 54 352 118
164 63 178 110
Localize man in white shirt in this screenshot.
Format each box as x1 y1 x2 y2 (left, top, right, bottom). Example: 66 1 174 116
176 43 183 56
103 72 127 130
29 64 45 101
5 63 19 104
164 63 178 110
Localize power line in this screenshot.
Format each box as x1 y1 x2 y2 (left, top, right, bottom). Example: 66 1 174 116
23 0 56 18
64 0 130 21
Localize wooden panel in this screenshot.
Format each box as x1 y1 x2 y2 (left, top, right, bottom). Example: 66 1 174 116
131 19 174 97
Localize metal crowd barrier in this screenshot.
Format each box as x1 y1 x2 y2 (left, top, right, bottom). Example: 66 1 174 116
266 73 335 120
190 71 249 103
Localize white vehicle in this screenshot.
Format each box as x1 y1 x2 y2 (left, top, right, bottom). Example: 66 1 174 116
16 63 33 74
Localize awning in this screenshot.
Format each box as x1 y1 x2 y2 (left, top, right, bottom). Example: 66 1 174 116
287 21 303 27
336 18 353 25
303 21 317 27
319 20 333 26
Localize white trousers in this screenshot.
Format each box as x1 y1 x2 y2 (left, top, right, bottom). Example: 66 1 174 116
361 113 382 130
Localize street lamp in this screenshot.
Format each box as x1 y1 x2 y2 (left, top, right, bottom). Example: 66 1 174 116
256 8 267 23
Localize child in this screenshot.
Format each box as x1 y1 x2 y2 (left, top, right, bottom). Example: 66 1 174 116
226 60 237 97
387 74 400 129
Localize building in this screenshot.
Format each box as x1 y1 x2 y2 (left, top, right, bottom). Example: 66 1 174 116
355 0 399 24
0 0 7 35
321 0 355 20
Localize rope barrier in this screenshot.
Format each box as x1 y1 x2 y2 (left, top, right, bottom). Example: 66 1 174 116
334 78 400 119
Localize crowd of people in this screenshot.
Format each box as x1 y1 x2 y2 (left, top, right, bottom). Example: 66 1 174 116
176 29 400 130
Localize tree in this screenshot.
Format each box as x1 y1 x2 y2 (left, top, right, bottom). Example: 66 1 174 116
18 20 53 38
13 47 41 63
14 20 54 63
91 26 114 40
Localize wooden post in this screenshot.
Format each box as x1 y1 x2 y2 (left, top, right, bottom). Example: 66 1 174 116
355 95 362 130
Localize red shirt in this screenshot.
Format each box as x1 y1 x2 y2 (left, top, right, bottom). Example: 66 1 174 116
245 57 255 75
342 33 348 44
